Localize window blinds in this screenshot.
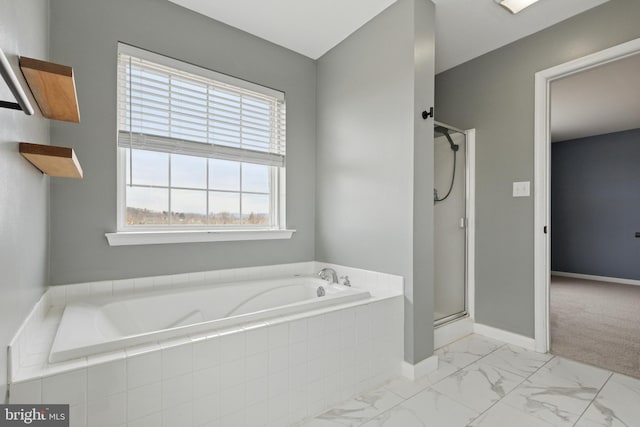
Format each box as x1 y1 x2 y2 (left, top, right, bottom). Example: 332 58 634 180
117 44 286 167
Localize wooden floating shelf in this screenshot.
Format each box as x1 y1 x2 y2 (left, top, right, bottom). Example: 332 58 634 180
19 143 83 179
19 56 80 123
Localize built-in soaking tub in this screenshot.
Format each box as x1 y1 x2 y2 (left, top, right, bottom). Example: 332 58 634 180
49 275 370 363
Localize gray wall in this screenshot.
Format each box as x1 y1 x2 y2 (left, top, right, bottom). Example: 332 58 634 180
435 0 640 337
411 0 436 363
48 0 317 284
552 129 640 280
316 0 435 363
0 0 50 402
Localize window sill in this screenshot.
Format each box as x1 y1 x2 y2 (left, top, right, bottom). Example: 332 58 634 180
105 229 296 246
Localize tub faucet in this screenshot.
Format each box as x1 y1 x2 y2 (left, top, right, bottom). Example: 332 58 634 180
318 267 339 284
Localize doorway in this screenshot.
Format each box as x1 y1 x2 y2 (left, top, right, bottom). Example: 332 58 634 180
433 122 476 348
534 37 640 357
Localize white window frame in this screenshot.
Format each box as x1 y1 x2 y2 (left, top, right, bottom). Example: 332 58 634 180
106 43 294 246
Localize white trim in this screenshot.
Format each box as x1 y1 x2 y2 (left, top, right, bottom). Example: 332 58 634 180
434 316 474 349
401 355 438 381
551 271 640 287
465 129 476 321
474 323 536 351
116 148 126 230
534 37 640 355
533 67 550 353
105 229 295 246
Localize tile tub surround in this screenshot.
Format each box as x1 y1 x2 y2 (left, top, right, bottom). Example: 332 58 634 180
300 334 640 427
7 262 404 427
9 261 403 383
10 297 403 427
43 261 402 310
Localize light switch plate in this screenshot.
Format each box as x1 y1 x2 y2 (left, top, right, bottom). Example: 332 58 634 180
513 181 530 197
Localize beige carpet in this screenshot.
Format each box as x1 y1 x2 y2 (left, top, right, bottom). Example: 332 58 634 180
550 276 640 378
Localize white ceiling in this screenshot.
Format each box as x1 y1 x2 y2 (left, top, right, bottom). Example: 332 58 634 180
433 0 610 73
168 0 397 60
551 53 640 142
169 0 610 72
168 0 634 142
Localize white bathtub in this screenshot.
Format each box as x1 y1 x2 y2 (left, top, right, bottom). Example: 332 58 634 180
49 275 370 363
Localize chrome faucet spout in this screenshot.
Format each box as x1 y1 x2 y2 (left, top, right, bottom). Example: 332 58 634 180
317 267 339 284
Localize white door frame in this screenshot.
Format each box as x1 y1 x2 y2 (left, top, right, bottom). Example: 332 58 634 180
465 129 476 322
533 37 640 353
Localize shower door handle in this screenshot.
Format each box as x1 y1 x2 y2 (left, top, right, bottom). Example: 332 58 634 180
459 218 466 229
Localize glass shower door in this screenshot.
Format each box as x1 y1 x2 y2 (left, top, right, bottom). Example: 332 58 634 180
434 125 467 325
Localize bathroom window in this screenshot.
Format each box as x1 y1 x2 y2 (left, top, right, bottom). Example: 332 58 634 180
116 44 286 233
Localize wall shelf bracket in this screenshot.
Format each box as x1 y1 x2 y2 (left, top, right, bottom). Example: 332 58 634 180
0 100 22 111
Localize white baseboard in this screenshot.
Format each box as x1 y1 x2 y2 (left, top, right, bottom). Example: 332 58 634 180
401 355 438 381
551 271 640 287
435 316 474 349
474 323 536 351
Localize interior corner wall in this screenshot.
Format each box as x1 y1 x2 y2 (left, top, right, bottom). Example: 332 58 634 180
0 0 50 402
551 129 640 280
47 0 317 284
316 0 435 364
435 0 640 337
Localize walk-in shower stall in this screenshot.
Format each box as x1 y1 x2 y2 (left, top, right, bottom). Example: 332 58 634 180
433 122 471 330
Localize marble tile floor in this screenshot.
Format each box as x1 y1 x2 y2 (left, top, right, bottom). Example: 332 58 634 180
296 334 640 427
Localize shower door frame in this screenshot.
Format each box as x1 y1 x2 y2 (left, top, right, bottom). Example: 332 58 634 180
533 37 640 354
433 123 476 327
